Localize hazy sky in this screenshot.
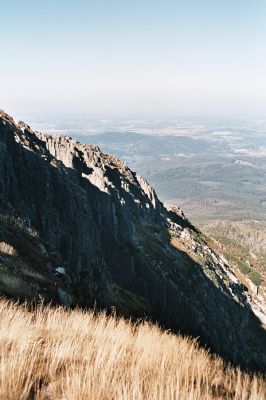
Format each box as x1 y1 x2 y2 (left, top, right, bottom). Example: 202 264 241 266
1 0 266 116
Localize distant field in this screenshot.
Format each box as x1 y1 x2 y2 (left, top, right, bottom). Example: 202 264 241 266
51 116 266 224
28 115 266 224
0 298 265 400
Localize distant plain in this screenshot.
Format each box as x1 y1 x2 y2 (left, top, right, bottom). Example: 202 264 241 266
30 115 266 223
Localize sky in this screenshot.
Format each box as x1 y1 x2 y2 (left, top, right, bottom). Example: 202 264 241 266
1 0 266 117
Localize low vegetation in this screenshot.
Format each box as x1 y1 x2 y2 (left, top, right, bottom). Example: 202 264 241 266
249 271 263 287
0 298 265 399
203 224 265 290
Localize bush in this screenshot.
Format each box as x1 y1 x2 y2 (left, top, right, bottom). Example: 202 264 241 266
249 270 263 287
237 260 251 275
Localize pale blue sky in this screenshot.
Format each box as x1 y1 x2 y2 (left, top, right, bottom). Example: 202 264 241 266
1 0 266 116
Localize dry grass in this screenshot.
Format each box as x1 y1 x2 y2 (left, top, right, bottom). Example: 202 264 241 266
0 299 265 400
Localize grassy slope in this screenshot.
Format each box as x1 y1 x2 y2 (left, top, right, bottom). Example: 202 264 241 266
0 299 265 400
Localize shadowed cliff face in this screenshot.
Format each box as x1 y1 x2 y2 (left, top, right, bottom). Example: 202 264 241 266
0 110 265 372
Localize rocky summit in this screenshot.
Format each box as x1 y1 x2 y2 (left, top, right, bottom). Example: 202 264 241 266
0 110 265 371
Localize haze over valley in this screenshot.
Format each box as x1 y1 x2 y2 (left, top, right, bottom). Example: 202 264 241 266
28 114 266 223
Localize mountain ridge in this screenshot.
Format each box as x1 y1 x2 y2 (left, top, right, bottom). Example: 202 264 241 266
0 109 265 371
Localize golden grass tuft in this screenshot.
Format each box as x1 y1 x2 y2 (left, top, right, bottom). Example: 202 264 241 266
0 298 265 399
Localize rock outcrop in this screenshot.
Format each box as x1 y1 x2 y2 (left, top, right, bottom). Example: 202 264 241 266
0 110 265 371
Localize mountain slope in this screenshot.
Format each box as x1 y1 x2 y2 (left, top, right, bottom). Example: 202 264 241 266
0 110 265 371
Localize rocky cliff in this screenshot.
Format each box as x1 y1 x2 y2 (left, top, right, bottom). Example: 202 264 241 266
0 110 265 372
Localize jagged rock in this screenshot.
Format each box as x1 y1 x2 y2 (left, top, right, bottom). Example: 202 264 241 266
0 109 265 372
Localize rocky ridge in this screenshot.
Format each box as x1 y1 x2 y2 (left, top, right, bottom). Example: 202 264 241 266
0 110 265 371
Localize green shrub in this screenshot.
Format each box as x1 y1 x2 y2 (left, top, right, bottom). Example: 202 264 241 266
238 261 251 275
249 271 263 287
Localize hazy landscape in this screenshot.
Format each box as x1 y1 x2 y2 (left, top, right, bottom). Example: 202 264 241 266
1 1 266 398
29 114 266 222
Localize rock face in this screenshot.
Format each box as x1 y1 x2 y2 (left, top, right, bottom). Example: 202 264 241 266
0 110 265 371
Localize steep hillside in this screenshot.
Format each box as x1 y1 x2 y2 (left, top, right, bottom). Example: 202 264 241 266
203 221 265 296
0 299 265 400
203 220 266 260
0 110 265 371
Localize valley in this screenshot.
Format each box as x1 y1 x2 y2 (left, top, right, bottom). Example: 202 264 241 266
29 114 266 223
